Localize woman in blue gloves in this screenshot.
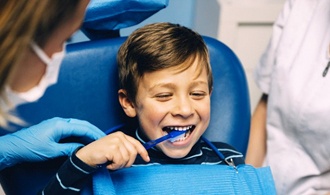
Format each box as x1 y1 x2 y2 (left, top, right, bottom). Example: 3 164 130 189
0 0 106 171
0 1 150 194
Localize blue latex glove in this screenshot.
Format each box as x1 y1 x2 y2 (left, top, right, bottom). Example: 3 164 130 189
0 117 105 170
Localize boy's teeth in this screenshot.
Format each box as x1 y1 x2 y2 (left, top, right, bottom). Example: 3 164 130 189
169 126 192 131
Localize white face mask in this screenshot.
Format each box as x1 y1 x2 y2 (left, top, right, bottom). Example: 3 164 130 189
3 42 65 110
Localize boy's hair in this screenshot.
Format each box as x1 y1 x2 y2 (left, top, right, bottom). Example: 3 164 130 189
117 22 213 103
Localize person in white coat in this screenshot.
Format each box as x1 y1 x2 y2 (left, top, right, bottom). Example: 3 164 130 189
246 0 330 194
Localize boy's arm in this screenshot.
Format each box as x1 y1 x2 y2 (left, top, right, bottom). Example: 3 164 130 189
245 94 268 167
39 148 97 195
39 131 150 194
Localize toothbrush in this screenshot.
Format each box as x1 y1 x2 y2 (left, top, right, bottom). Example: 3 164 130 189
143 130 187 150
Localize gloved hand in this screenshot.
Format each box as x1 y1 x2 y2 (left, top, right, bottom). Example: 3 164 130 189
0 117 105 170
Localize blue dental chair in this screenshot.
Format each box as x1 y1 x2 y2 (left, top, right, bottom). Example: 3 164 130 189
0 35 250 194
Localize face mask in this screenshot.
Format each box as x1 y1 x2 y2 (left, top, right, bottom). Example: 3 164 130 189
3 42 65 110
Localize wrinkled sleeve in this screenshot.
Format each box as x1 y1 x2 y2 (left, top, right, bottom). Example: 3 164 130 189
39 148 98 195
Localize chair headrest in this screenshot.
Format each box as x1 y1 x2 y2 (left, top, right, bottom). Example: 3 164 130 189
82 0 169 39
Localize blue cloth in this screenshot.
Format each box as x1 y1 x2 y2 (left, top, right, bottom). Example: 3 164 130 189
82 0 169 39
90 164 276 195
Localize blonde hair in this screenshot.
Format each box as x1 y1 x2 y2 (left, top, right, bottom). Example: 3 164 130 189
0 0 81 128
0 0 48 127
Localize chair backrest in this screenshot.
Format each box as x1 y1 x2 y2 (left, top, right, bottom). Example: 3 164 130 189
0 36 250 195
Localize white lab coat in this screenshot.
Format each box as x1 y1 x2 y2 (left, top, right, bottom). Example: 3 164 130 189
254 0 330 194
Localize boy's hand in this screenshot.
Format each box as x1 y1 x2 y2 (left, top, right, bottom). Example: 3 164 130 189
75 131 150 170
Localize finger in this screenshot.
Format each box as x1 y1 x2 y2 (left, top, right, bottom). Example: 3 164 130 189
112 132 146 166
126 136 150 162
120 137 139 167
119 137 140 168
55 118 105 141
100 135 131 170
66 118 106 138
106 148 128 170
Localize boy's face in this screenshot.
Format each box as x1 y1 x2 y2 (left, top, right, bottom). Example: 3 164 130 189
120 57 211 158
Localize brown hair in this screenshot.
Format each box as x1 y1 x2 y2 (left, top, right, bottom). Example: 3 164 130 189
117 22 213 103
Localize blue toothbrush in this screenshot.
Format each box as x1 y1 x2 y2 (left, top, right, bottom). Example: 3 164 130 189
143 130 186 150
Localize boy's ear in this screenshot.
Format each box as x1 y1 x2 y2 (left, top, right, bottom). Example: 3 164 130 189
118 89 137 117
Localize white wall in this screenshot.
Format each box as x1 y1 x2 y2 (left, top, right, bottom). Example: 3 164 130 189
194 0 285 111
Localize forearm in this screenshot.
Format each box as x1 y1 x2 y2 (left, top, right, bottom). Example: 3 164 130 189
39 147 98 195
245 94 268 167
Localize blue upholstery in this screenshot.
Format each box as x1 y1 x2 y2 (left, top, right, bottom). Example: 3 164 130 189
0 36 250 194
82 0 169 39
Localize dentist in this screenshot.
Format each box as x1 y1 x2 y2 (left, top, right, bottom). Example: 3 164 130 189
0 0 105 170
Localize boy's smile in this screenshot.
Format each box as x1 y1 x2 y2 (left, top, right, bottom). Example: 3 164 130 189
163 125 195 142
131 57 211 158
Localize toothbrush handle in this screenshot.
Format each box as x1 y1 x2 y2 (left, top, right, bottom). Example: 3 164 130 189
143 134 171 149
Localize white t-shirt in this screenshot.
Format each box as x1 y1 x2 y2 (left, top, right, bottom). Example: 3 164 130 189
254 0 330 194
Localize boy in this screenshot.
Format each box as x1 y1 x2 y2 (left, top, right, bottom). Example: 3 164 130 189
41 23 245 194
116 22 244 166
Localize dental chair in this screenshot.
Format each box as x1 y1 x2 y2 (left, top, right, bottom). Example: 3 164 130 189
0 35 251 194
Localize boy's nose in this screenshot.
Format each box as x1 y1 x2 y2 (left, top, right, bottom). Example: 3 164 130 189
172 97 194 118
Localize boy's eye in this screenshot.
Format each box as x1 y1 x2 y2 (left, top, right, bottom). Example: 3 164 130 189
155 93 172 101
190 91 207 99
